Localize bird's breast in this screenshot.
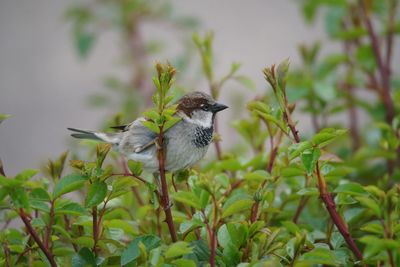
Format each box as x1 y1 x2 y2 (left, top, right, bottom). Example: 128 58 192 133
192 126 213 148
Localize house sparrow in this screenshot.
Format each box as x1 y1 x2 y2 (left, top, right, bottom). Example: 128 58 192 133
68 91 228 173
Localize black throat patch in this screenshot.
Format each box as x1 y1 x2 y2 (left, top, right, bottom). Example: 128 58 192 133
192 126 213 148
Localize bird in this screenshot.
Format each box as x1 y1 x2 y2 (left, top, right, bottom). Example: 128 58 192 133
68 91 228 173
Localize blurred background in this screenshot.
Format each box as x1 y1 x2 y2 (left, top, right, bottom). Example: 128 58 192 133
0 0 398 175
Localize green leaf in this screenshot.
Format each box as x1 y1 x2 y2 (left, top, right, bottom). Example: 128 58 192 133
355 196 381 217
297 187 319 196
0 175 23 187
128 160 143 176
334 183 369 196
311 128 347 147
165 241 193 258
30 188 51 202
73 237 94 248
104 219 137 235
53 173 87 199
121 235 161 266
15 169 38 181
55 202 86 216
9 187 29 209
355 44 376 72
95 143 111 169
173 191 202 210
109 177 138 200
179 215 205 235
299 247 340 265
53 247 75 257
171 259 196 267
361 223 384 235
72 247 96 267
85 181 108 208
163 117 182 131
276 58 290 91
244 170 271 182
281 166 305 177
289 141 312 160
143 109 161 121
217 223 248 249
142 120 160 133
359 235 400 258
31 217 46 228
222 199 253 218
281 221 301 234
30 200 50 213
301 148 320 175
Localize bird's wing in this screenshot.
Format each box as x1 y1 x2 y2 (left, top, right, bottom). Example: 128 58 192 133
120 118 158 153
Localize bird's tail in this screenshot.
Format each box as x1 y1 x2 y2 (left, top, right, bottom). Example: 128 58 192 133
68 128 121 144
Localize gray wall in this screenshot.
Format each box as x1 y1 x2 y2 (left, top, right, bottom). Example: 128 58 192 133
1 0 332 174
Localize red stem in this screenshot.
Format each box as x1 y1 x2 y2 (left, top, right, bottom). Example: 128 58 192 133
385 0 397 74
18 208 57 267
209 229 216 267
44 200 55 250
292 196 310 223
157 133 178 242
250 131 283 223
3 243 11 267
315 164 364 262
0 158 5 176
92 206 99 256
120 158 146 205
360 0 395 124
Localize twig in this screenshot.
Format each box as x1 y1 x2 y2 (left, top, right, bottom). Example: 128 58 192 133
250 131 283 223
210 194 219 267
359 0 395 124
0 158 5 176
315 163 364 262
120 157 145 205
342 24 361 151
381 219 395 267
156 134 178 242
385 0 398 74
292 196 310 223
3 242 11 267
92 206 99 256
63 215 78 252
44 200 55 250
18 208 57 267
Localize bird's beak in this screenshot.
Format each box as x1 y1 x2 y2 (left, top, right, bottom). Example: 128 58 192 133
211 102 228 113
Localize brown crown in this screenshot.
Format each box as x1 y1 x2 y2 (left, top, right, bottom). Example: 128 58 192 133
176 92 214 117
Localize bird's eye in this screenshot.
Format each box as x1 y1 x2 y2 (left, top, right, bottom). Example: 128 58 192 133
201 104 210 111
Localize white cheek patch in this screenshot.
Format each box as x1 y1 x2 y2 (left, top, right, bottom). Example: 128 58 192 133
179 111 213 128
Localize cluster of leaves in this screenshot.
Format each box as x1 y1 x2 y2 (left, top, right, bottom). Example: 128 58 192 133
1 0 400 266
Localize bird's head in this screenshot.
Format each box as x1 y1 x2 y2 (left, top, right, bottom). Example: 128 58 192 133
176 91 228 128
